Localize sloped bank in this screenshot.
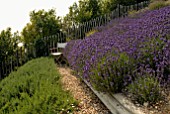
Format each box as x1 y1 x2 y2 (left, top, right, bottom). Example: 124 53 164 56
63 5 170 114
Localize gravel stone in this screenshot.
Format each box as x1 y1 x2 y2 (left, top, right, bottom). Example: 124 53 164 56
58 67 111 114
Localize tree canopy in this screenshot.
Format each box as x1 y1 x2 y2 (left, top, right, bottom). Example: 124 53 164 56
63 0 148 28
21 9 61 44
65 0 102 24
0 28 19 62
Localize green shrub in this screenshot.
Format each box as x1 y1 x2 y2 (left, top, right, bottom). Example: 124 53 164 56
149 0 169 10
128 10 138 17
85 29 98 37
66 37 72 42
127 75 163 105
0 57 77 114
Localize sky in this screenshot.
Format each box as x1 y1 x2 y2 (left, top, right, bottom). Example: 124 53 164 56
0 0 79 33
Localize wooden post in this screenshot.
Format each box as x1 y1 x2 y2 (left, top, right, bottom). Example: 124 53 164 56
118 4 120 17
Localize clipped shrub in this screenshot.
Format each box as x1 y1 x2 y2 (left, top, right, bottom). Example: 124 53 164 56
127 74 163 105
149 0 169 10
0 57 77 114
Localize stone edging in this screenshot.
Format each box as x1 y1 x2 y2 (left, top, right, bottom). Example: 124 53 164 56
83 79 145 114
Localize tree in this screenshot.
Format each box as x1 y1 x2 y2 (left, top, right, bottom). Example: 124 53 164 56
87 0 102 18
21 9 61 44
65 0 102 24
0 28 19 62
101 0 117 14
21 23 37 45
21 9 63 57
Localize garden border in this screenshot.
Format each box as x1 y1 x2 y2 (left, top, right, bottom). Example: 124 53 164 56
83 79 145 114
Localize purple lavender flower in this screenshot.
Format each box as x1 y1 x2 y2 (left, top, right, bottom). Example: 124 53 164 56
63 6 170 91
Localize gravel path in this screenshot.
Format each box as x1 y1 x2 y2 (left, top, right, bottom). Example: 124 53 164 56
58 66 170 114
58 67 111 114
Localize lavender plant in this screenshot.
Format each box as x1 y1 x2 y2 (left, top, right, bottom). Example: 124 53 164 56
63 6 170 97
90 52 135 93
127 74 163 105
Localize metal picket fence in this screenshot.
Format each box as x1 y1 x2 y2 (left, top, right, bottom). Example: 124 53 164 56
0 45 36 79
68 1 149 38
44 1 150 49
0 1 150 80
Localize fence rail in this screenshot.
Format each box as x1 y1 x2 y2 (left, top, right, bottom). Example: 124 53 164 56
0 1 150 80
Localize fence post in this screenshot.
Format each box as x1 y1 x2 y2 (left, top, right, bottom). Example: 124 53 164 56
78 24 80 39
82 22 85 39
137 1 139 11
125 6 128 17
118 4 121 17
141 2 143 9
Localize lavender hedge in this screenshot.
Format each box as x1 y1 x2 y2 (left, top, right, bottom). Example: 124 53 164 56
64 6 170 93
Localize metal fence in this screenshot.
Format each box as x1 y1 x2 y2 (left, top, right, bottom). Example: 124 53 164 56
0 1 150 80
42 1 150 50
66 1 150 39
0 45 36 80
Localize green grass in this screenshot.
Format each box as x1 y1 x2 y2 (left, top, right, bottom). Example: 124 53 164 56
0 57 78 114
